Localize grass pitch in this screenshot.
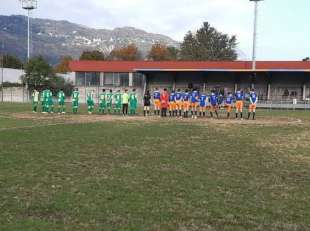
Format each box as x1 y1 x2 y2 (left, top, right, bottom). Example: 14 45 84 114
0 103 309 231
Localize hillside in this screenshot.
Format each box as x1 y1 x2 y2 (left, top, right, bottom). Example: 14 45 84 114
0 15 179 64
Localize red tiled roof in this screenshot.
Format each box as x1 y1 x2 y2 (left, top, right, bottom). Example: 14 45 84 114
69 60 310 72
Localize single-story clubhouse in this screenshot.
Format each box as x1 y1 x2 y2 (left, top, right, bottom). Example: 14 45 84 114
69 60 310 103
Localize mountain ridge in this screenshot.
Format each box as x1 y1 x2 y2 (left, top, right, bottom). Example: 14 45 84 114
0 15 179 64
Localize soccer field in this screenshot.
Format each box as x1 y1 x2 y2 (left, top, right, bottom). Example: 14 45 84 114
0 103 309 231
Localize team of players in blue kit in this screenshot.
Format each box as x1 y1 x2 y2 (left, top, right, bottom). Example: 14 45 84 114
151 88 258 120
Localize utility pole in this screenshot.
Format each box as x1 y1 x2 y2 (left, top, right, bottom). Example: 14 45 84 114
1 40 4 102
20 0 37 101
250 0 263 70
21 0 37 60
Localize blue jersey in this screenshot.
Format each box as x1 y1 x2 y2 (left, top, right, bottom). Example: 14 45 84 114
153 91 160 100
235 91 244 101
183 92 190 101
191 91 199 103
175 92 183 101
225 95 234 105
249 92 258 104
210 93 218 106
169 93 176 102
199 94 207 107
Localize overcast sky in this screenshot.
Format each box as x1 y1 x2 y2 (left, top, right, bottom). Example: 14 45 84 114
1 0 309 60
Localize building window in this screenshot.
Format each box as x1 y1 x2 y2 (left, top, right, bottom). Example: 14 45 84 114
133 73 145 87
103 72 129 87
85 72 100 86
76 72 85 86
120 73 129 87
76 72 100 86
113 73 120 87
104 73 114 86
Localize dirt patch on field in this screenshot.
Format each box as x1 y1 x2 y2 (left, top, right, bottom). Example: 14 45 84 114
11 112 307 127
11 113 158 124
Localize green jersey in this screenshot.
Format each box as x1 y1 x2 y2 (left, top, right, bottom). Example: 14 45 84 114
87 92 94 103
107 92 113 104
43 90 49 102
58 91 65 103
40 90 45 102
72 91 80 102
129 93 137 104
99 93 107 103
114 93 122 105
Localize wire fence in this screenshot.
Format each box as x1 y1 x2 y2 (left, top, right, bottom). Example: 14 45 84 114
257 100 310 110
0 87 29 103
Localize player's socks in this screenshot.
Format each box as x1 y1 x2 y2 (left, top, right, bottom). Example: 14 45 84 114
241 113 243 119
203 112 206 117
199 112 202 117
227 112 230 119
253 112 256 120
210 112 213 118
236 113 238 118
215 111 219 119
247 112 251 120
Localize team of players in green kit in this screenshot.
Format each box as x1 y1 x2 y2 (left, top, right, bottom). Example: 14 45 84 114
31 88 138 115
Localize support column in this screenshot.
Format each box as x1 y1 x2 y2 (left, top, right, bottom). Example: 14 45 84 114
204 72 207 93
129 72 133 87
172 73 176 90
100 72 104 86
267 83 271 101
234 73 239 92
251 82 255 89
143 74 147 95
251 72 256 89
302 83 306 100
234 83 238 92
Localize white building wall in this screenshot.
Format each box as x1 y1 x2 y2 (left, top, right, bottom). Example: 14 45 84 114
1 68 24 83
